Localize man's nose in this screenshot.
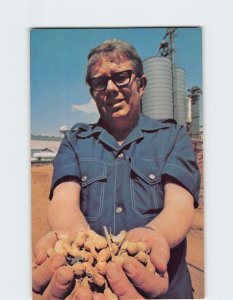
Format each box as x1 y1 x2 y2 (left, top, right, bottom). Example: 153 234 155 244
105 79 119 93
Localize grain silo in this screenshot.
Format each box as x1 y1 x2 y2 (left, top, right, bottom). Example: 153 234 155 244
186 96 192 124
186 96 192 135
188 86 202 138
174 67 187 126
142 56 173 120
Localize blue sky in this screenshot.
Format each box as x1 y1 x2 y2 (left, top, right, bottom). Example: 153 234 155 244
30 27 202 136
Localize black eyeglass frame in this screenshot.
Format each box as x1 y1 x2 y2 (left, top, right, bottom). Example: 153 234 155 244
89 69 136 91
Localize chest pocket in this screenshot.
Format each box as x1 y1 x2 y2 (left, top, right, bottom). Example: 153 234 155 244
79 159 107 221
130 158 164 217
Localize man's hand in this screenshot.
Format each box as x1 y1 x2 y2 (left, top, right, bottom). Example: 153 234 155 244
106 259 168 300
32 231 107 299
32 227 170 299
32 231 72 299
64 256 165 300
114 226 170 298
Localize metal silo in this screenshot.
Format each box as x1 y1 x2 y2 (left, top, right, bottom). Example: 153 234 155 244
174 67 186 126
186 96 192 123
188 86 202 138
142 56 173 120
186 96 192 135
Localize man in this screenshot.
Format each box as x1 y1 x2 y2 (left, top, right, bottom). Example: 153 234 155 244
32 39 200 299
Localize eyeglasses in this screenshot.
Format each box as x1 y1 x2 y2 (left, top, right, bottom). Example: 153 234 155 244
89 70 134 91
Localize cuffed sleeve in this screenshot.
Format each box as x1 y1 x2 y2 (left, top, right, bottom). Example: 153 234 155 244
49 133 80 199
162 126 200 207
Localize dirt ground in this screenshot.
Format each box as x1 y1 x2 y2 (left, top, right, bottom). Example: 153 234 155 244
31 151 204 299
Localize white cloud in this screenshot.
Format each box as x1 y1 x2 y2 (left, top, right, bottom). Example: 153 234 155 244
71 99 98 114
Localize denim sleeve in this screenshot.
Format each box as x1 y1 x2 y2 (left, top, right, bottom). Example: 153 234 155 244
162 126 200 207
49 133 80 200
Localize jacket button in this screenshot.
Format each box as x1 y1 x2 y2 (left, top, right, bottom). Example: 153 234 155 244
149 174 156 180
116 206 123 213
118 153 124 158
81 175 87 182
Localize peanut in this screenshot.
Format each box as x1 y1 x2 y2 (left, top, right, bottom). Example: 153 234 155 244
57 233 73 245
104 287 118 300
96 260 107 275
72 231 88 248
69 246 80 257
111 230 127 245
97 247 111 262
53 240 71 256
84 239 98 259
72 263 86 276
111 255 127 265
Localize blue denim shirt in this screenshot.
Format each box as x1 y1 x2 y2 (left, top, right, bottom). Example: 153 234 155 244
50 114 200 298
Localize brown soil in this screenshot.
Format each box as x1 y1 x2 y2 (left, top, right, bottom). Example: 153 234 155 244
32 152 204 299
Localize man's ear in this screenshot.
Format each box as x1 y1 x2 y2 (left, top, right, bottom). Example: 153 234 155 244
140 75 147 88
138 75 147 96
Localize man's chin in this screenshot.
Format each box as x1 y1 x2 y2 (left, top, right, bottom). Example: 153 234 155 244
110 112 129 121
101 108 136 124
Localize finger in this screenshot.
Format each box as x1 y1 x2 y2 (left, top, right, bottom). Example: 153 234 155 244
32 254 67 293
72 288 106 300
93 293 106 300
71 286 93 300
122 257 169 298
106 262 144 300
34 231 58 265
43 266 74 300
35 249 49 266
150 240 170 274
34 231 58 258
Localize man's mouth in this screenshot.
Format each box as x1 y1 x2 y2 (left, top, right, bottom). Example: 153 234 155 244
107 98 125 107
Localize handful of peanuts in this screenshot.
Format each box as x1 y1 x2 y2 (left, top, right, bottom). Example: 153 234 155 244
47 227 156 299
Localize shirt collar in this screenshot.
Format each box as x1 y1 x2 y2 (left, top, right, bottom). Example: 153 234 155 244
73 123 103 138
137 114 170 131
74 114 169 149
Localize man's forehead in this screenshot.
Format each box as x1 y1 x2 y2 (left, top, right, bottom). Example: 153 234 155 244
91 56 134 76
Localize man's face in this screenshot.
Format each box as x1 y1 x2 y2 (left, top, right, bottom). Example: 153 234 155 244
90 57 146 127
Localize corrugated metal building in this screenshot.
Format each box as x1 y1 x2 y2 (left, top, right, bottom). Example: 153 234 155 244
142 56 173 120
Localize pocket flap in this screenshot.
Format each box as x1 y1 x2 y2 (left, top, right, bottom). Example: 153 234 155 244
79 159 107 187
130 158 161 185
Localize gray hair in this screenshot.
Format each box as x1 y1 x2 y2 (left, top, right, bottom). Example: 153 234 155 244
86 39 143 85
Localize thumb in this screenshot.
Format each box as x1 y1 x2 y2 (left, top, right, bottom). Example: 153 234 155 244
106 262 144 300
150 239 170 274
